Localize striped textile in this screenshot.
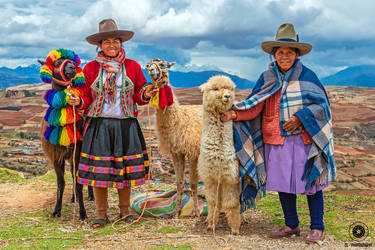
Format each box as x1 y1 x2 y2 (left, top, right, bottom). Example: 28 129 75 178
233 59 336 212
130 183 208 218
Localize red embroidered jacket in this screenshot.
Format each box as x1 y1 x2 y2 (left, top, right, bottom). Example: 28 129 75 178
79 59 148 118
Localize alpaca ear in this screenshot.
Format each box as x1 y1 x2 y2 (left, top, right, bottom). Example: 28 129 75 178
199 82 207 92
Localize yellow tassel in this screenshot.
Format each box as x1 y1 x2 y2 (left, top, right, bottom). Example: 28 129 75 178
59 127 71 146
60 108 67 126
151 91 160 109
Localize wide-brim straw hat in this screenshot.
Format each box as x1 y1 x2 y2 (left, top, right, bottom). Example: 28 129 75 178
86 19 134 45
261 23 312 56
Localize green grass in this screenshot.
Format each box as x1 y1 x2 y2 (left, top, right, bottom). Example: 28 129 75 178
256 192 375 243
154 226 182 234
0 210 86 249
0 167 25 184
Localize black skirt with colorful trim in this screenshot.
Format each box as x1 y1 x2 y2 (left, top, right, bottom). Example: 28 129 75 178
77 117 149 188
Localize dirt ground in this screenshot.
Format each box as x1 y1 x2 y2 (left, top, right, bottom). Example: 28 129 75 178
0 177 360 250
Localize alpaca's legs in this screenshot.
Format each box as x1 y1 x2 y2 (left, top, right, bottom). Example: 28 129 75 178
53 159 65 218
205 180 220 231
190 158 200 217
171 153 185 217
222 181 241 235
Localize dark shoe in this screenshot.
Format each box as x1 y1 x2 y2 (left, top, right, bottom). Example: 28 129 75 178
270 226 300 239
92 217 110 229
117 214 138 223
306 229 324 244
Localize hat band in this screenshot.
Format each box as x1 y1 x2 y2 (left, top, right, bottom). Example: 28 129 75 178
277 38 297 42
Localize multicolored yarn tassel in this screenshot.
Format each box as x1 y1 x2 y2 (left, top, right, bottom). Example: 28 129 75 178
43 86 83 146
151 85 174 110
40 49 85 87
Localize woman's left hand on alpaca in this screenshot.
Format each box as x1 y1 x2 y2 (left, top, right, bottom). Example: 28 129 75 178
283 115 302 132
220 110 236 122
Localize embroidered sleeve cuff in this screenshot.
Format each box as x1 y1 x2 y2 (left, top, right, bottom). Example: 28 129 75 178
141 89 151 102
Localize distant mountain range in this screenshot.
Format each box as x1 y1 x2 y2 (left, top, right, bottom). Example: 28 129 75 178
1 64 375 89
321 65 375 87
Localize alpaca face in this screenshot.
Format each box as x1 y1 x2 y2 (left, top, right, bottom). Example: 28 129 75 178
201 75 236 113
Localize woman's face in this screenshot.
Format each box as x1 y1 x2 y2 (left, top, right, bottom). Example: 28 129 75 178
274 47 298 73
100 38 122 57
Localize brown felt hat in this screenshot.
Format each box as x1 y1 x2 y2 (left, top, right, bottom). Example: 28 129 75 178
86 19 134 45
261 23 312 56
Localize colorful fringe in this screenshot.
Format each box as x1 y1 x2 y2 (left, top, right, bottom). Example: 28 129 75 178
150 85 173 109
44 124 81 146
130 182 208 218
40 48 85 87
43 85 83 146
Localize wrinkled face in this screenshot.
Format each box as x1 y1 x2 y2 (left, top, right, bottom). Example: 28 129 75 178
202 76 235 113
100 37 122 57
274 47 298 73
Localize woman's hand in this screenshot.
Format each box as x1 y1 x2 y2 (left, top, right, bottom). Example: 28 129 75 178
220 110 236 122
283 115 302 132
144 85 158 99
68 93 81 107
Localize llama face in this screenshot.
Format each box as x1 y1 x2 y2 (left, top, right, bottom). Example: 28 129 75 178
146 58 176 88
201 75 236 113
53 58 76 81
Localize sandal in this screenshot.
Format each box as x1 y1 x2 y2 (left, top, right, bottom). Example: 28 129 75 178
117 214 138 223
92 217 110 229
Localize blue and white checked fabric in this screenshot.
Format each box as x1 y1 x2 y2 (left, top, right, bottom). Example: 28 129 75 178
233 59 336 212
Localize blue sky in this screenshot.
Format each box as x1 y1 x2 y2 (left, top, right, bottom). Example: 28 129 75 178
1 0 375 81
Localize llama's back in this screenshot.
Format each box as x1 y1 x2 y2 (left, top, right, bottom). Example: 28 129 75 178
156 104 202 160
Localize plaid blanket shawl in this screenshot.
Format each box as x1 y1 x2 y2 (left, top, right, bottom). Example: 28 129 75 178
233 60 336 212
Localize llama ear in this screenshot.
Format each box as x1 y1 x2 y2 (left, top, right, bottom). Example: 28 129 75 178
166 62 176 69
38 60 46 65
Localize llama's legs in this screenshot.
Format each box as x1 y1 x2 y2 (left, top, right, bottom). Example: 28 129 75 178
190 159 200 217
222 181 241 235
171 153 185 217
88 186 94 201
70 145 88 220
53 159 65 217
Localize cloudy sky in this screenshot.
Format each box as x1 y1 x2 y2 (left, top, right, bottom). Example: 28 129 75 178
1 0 375 80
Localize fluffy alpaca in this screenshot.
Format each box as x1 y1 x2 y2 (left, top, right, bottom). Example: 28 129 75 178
146 58 201 217
40 49 93 220
198 75 240 235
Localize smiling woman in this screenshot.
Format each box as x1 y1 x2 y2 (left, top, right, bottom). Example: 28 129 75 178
71 18 157 229
221 23 336 244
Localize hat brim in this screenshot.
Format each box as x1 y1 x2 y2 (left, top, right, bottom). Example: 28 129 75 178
261 41 312 56
86 30 134 45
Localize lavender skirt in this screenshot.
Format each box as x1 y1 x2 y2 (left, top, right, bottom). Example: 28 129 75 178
265 134 329 195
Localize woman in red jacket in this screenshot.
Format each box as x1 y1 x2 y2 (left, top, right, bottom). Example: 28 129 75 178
69 19 156 228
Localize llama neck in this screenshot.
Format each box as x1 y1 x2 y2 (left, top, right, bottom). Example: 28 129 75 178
155 92 181 123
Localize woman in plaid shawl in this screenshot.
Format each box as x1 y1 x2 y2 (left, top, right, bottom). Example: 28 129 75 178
221 23 335 243
69 19 157 228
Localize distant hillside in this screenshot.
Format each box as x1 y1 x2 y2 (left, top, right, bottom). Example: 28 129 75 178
2 63 375 89
0 65 40 88
0 64 254 90
142 69 255 89
322 65 375 87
